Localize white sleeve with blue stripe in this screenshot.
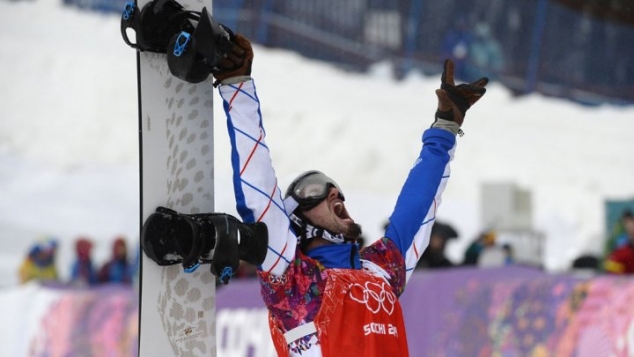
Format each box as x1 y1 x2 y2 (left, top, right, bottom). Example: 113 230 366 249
218 80 297 276
384 128 456 283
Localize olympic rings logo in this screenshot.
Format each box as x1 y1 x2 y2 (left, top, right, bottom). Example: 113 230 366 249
268 274 287 286
349 281 396 315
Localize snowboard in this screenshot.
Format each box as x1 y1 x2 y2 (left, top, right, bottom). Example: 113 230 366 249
132 0 217 355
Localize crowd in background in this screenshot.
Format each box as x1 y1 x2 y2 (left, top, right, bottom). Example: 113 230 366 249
602 209 634 274
18 235 138 287
19 208 634 286
414 222 514 270
440 19 505 84
55 0 634 106
416 207 634 276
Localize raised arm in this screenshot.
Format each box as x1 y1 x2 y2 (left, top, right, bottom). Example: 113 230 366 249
384 59 488 282
214 36 297 276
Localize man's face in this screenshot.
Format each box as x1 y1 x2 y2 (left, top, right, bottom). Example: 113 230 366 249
302 186 361 239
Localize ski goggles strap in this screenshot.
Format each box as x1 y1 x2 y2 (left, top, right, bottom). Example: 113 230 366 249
290 214 346 244
285 170 345 211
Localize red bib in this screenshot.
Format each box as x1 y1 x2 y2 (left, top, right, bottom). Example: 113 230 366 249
270 268 409 356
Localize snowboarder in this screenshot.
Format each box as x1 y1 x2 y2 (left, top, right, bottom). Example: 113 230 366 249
143 24 488 356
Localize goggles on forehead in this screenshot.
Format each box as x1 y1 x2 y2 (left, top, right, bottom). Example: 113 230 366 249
285 170 345 211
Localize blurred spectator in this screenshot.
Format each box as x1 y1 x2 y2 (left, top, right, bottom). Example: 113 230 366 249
18 238 59 284
572 254 600 269
502 243 514 265
604 221 634 274
99 237 134 284
464 22 505 81
604 210 634 256
441 15 474 81
69 237 98 287
478 241 515 268
463 230 497 266
416 221 458 269
570 254 600 278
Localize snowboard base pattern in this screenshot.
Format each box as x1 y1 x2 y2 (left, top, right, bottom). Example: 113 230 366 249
137 34 217 356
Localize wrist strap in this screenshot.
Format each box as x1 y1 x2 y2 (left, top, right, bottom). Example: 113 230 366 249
214 75 252 87
432 118 462 136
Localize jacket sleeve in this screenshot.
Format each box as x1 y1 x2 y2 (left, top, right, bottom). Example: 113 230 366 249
384 127 456 283
218 80 297 276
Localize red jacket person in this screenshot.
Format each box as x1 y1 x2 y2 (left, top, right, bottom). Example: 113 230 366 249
208 33 488 357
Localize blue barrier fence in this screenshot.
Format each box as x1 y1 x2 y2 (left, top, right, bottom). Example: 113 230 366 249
71 0 634 106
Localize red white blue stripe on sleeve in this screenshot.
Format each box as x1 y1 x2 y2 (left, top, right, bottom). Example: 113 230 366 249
219 80 297 276
384 128 456 283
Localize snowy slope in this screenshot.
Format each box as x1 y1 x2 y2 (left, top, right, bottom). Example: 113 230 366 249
1 0 634 288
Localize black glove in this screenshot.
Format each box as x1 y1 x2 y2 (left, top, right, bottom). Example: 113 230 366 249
211 34 253 86
435 59 488 127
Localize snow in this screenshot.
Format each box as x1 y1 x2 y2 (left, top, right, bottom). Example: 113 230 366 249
1 0 634 291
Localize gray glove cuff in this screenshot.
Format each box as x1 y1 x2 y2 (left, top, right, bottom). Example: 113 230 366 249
220 75 252 85
432 119 461 136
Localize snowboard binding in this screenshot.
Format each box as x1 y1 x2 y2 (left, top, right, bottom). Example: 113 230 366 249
121 0 237 84
166 7 236 84
141 206 268 284
120 0 199 53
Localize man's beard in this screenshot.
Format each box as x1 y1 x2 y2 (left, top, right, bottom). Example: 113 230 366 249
344 223 363 240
